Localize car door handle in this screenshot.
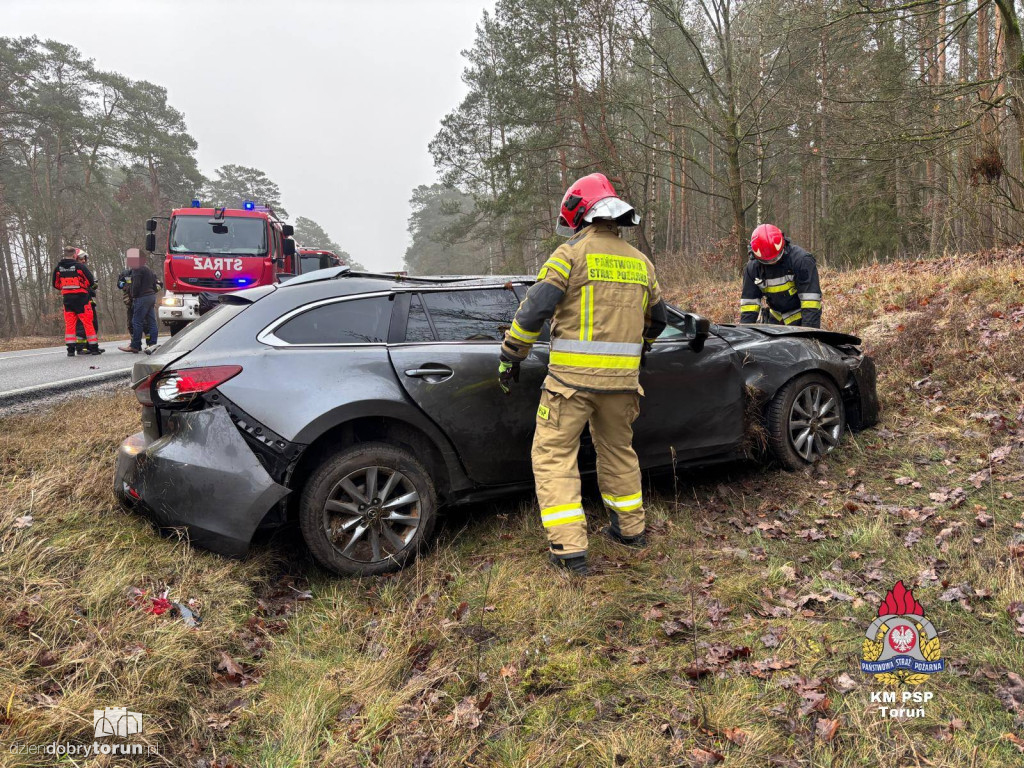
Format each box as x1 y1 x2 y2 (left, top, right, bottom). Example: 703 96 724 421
404 366 454 381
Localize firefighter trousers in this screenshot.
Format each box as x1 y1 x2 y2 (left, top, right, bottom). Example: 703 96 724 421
531 380 644 558
63 296 96 346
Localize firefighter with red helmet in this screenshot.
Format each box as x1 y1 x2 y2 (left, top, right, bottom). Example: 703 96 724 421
740 224 822 328
498 173 667 575
53 246 104 356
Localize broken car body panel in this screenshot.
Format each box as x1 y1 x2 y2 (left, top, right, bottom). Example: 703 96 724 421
114 406 289 555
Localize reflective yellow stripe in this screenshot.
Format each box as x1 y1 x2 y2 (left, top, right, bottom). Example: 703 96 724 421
509 321 540 343
537 266 548 280
740 304 761 313
541 504 586 528
544 257 571 279
585 286 594 340
642 291 649 312
579 287 587 341
800 300 822 309
549 351 641 370
763 281 796 294
602 492 643 511
783 311 803 325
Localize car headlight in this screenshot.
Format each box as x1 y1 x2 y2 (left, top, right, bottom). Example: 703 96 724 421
160 296 184 307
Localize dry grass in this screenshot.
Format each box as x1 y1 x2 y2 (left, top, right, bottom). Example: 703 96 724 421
0 337 64 354
2 250 1024 767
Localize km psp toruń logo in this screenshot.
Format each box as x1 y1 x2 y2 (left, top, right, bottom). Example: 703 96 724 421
860 581 944 686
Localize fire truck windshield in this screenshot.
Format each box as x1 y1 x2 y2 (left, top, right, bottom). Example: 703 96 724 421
169 216 268 256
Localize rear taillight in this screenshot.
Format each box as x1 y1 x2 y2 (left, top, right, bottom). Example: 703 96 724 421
134 373 157 406
151 365 243 406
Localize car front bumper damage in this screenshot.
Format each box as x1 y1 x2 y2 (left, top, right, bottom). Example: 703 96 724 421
114 405 290 555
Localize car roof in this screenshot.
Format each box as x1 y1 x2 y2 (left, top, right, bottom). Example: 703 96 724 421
278 266 534 293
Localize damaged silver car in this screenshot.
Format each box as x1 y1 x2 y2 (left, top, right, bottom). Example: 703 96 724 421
114 268 878 576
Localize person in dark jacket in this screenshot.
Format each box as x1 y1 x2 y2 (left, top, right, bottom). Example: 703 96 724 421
118 249 159 353
739 224 822 328
53 246 104 356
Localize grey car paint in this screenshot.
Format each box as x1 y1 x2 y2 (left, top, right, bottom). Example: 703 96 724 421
114 270 878 559
114 406 289 555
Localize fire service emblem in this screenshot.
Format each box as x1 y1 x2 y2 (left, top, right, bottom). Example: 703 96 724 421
860 581 944 685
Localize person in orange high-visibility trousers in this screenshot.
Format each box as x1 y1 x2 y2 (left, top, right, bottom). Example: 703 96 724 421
498 173 667 575
53 246 104 356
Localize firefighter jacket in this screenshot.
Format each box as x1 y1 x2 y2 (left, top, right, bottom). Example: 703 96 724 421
52 258 95 306
117 269 134 306
501 222 667 393
739 241 822 328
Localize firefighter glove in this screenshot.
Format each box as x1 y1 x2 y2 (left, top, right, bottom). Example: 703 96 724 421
498 359 520 395
640 340 653 368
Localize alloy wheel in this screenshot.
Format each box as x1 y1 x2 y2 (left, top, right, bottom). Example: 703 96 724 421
788 383 842 463
321 466 421 563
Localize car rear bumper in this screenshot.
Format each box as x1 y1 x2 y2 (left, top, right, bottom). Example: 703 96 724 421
114 405 290 556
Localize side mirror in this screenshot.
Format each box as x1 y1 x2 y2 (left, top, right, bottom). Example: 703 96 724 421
282 238 296 257
145 219 157 232
689 316 711 353
144 233 156 253
281 224 294 238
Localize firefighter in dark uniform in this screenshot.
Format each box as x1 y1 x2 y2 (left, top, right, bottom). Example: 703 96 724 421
739 224 822 328
53 246 104 356
117 263 135 338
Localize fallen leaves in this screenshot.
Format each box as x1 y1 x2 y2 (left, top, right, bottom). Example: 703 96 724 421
13 514 32 529
688 747 725 766
996 671 1024 725
815 718 840 743
446 692 492 730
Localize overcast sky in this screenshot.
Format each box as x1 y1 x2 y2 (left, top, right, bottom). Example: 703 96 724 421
5 0 492 270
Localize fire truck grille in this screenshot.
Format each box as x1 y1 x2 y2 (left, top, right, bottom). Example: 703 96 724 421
181 277 237 289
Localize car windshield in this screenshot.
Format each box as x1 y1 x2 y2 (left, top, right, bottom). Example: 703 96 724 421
169 216 267 256
300 255 328 273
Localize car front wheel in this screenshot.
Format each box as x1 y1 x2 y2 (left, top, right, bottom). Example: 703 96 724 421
299 442 437 576
766 373 845 470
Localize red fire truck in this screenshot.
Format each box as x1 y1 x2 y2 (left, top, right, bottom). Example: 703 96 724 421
295 248 345 276
145 202 296 334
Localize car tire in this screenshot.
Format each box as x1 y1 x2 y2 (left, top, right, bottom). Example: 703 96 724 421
299 442 437 576
766 373 846 470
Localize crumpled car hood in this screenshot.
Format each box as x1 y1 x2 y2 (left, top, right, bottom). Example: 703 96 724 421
715 323 862 348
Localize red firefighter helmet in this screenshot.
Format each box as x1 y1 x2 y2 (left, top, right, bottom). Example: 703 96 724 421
750 224 786 263
555 173 639 237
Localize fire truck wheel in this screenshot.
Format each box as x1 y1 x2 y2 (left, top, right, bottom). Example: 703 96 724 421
299 442 438 576
167 321 188 336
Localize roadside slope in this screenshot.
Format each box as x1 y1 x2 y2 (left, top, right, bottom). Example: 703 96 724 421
0 250 1022 767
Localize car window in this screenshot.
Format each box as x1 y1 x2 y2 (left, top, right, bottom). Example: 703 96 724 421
656 309 695 340
421 289 519 341
405 294 435 342
273 296 390 344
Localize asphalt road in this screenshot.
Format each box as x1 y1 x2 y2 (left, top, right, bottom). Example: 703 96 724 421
0 339 138 406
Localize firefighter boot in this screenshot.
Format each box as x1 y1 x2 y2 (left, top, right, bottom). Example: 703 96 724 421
549 552 589 576
603 525 647 548
86 344 105 355
66 344 76 357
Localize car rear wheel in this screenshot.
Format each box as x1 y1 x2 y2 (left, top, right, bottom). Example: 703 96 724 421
299 442 437 576
766 373 845 470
